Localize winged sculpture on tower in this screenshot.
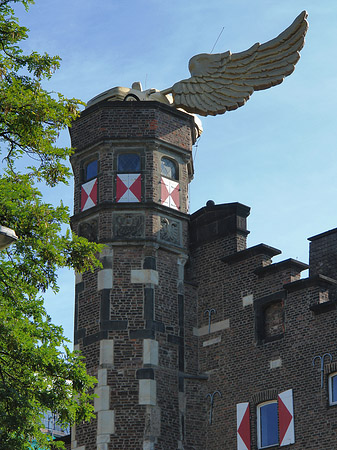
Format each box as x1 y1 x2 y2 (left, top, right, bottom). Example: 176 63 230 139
88 11 308 120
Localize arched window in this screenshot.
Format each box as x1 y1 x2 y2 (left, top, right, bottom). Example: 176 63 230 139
161 157 178 180
257 401 278 449
85 160 98 181
160 157 180 210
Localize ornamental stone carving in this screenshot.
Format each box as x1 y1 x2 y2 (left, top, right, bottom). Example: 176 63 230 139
78 219 98 242
159 217 181 245
113 213 144 238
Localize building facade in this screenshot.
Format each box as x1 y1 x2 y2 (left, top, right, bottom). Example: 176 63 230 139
68 99 337 450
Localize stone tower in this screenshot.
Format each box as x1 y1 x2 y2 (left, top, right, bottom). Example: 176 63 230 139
69 100 198 450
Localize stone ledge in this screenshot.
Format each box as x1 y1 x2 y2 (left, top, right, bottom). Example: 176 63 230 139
309 299 337 314
254 258 308 277
284 274 337 293
222 243 281 264
193 319 230 337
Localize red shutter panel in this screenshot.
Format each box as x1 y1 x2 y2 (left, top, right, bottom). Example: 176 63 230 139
81 178 98 211
278 389 295 446
236 402 251 450
116 174 141 202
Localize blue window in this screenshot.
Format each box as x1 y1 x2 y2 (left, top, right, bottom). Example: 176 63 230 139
118 153 140 173
257 401 278 448
329 373 337 405
86 160 98 181
161 157 178 180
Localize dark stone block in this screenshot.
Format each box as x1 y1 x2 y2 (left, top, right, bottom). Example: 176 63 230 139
75 282 84 295
179 343 184 372
179 375 184 392
143 256 156 270
100 289 110 321
146 320 165 333
168 334 183 345
178 294 184 328
74 328 86 345
144 287 154 320
101 256 113 269
83 330 108 347
130 329 155 340
136 368 155 380
100 320 128 331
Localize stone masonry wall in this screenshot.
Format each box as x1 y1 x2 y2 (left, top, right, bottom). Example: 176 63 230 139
70 101 195 450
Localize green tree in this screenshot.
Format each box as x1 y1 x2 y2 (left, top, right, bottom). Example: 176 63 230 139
0 1 103 448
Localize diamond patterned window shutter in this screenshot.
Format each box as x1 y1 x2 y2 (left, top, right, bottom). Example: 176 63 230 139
81 178 98 212
278 389 295 446
236 402 251 450
161 177 180 210
116 174 141 203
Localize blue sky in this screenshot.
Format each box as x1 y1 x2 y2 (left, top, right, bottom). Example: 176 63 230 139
13 0 337 341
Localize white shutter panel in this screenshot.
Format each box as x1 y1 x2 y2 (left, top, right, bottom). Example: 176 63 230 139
236 402 251 450
278 389 295 446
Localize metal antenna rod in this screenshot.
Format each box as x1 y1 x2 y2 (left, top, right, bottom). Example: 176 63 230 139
210 26 225 53
312 353 333 388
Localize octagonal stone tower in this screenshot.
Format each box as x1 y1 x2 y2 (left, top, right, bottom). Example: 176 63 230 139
69 100 198 450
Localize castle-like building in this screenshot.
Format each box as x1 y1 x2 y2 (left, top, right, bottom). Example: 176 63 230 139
67 98 337 450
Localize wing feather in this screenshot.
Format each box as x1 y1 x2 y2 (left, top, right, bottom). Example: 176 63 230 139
170 11 308 116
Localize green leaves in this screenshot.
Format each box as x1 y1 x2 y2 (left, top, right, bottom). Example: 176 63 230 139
0 1 103 449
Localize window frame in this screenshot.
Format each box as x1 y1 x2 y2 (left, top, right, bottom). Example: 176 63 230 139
256 400 279 449
254 291 286 345
161 156 179 181
329 372 337 406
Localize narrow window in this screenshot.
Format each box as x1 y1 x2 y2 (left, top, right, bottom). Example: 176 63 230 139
257 401 278 449
116 153 141 203
85 160 98 181
160 157 180 210
329 373 337 405
161 157 178 180
81 160 98 212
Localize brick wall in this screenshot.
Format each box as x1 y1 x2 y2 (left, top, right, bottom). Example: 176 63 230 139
68 99 337 450
187 204 337 449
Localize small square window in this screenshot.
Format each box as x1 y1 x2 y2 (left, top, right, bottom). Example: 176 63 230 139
257 401 278 449
118 153 140 173
329 373 337 405
85 160 98 181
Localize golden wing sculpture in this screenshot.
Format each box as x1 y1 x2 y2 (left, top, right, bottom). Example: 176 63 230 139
161 11 308 116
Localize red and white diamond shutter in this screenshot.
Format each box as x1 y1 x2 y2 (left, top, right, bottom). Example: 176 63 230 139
236 402 251 450
161 176 180 210
81 178 97 212
116 174 141 203
278 389 295 446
